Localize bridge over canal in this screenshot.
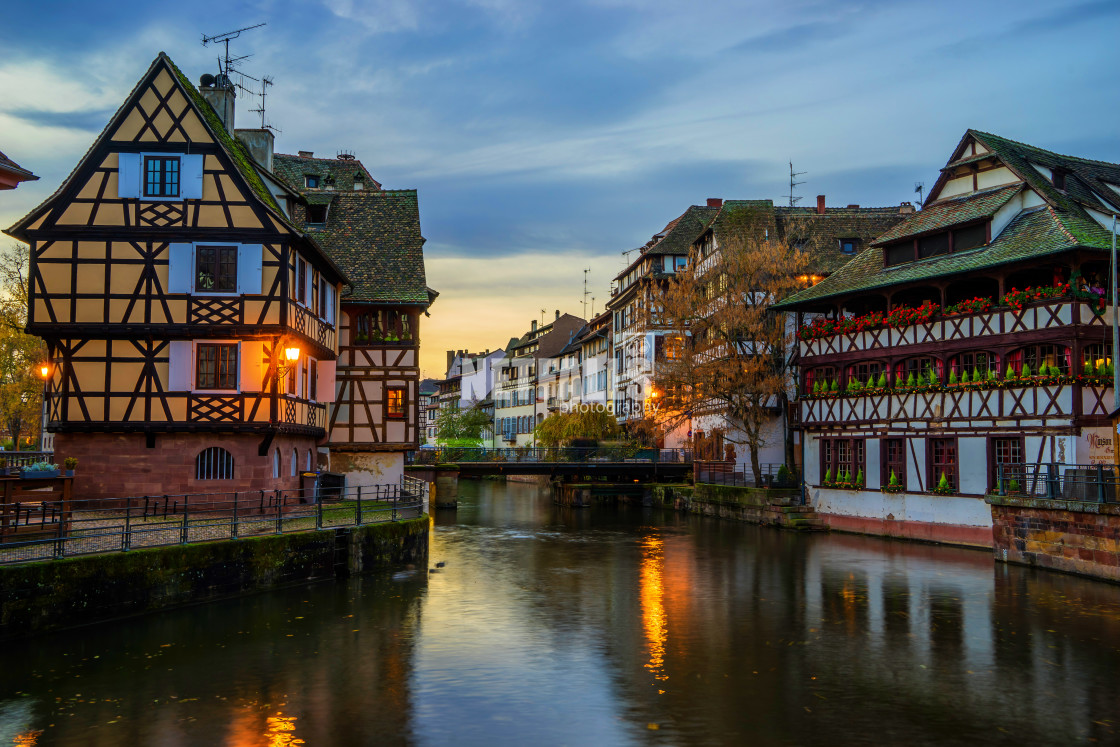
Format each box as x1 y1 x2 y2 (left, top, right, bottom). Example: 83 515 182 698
408 447 693 481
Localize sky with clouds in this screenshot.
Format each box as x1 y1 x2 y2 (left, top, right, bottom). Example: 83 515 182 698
2 0 1118 376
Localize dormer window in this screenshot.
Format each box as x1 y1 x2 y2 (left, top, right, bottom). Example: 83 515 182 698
354 171 365 191
840 238 860 254
305 174 320 189
1052 169 1067 191
307 204 327 224
323 175 335 191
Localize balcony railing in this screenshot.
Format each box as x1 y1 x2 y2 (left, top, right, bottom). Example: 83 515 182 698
799 298 1108 360
45 393 327 433
994 463 1119 503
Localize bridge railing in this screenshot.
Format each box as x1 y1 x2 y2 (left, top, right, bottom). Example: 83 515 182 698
409 447 692 465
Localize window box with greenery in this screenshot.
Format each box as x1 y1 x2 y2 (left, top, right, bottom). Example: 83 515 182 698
931 472 956 496
63 457 78 477
882 469 904 494
22 461 60 479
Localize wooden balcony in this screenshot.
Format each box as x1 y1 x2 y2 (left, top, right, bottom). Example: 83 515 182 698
798 300 1111 361
800 383 1111 427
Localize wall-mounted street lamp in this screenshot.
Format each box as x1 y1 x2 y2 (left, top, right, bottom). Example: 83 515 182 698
277 345 301 377
38 361 52 380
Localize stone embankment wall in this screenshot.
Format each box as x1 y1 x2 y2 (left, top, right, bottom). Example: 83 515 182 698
652 484 823 530
0 518 428 640
988 496 1120 583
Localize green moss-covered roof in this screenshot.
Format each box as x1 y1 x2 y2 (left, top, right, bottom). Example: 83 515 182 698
871 184 1022 245
776 130 1120 311
165 57 281 213
272 153 380 192
776 207 1114 309
272 158 428 304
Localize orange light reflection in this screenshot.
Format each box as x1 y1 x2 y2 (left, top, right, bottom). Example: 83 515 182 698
640 535 669 682
265 713 305 746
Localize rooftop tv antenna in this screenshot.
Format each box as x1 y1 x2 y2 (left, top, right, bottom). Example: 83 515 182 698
247 75 279 131
914 181 925 207
582 267 592 319
788 161 806 207
202 22 266 77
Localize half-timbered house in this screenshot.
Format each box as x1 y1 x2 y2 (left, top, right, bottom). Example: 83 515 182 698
271 152 433 487
5 54 347 499
777 130 1120 546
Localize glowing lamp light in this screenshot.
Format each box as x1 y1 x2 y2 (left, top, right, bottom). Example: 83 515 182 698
38 363 51 379
284 346 301 363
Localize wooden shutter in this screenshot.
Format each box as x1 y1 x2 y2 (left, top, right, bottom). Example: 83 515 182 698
118 153 141 198
181 154 204 199
168 341 193 390
239 341 265 392
237 244 263 295
167 243 193 293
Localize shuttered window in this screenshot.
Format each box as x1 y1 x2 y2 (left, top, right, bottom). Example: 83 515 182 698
144 156 180 197
196 245 237 292
197 344 238 390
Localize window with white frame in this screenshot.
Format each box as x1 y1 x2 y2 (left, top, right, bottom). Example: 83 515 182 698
117 152 203 200
168 243 262 295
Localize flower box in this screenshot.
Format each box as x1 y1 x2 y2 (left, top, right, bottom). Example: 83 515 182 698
22 469 59 479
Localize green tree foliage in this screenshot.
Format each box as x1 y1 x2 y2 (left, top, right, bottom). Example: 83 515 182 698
0 244 45 451
435 402 493 447
534 409 622 448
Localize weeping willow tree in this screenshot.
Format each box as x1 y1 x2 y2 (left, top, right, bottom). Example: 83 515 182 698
534 408 621 447
645 204 808 483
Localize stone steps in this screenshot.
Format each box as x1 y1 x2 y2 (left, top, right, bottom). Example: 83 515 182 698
776 504 828 531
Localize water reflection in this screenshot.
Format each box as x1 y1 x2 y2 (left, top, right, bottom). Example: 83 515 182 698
639 535 668 683
2 479 1120 744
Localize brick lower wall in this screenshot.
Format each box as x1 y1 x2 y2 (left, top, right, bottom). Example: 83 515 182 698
989 496 1120 583
54 432 318 501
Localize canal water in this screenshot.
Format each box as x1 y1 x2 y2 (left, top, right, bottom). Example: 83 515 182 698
3 479 1120 746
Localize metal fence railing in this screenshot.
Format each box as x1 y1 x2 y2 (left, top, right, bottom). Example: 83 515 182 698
409 447 692 465
696 461 800 488
995 463 1120 503
0 476 427 566
0 452 55 473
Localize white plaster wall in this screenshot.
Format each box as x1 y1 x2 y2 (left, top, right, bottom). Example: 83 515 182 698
806 436 821 485
939 176 973 199
908 439 927 492
958 436 987 495
333 451 404 489
810 488 992 529
866 439 881 490
976 166 1017 190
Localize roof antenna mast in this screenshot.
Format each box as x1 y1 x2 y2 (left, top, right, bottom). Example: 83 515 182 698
788 161 806 207
582 267 592 319
202 23 280 133
914 181 925 208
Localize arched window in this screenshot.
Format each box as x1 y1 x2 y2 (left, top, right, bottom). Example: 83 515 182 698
273 447 280 479
306 449 313 471
1007 344 1070 376
1082 342 1112 373
895 356 941 383
948 351 998 378
846 361 885 387
196 447 234 480
804 366 836 393
291 448 298 477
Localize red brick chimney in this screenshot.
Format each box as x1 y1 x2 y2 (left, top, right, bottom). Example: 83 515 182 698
707 198 723 208
816 195 826 215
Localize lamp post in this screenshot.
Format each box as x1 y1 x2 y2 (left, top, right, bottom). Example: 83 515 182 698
37 361 52 453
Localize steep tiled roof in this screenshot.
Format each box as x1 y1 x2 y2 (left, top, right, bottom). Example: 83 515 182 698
777 207 1114 309
777 131 1120 310
273 153 427 305
870 184 1022 245
613 205 719 281
272 153 381 192
706 200 910 274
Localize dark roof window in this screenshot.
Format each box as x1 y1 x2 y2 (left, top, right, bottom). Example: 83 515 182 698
1052 168 1067 191
305 174 320 188
840 238 860 254
307 204 328 225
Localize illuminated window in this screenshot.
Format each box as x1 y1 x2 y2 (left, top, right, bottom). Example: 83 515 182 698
387 387 406 418
196 344 238 390
929 438 958 491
